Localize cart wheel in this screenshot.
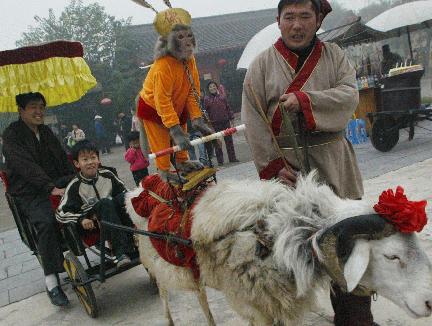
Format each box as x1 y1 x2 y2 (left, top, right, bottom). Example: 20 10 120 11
371 118 399 152
64 252 98 318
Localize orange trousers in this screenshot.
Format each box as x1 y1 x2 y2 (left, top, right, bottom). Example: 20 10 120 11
142 119 189 171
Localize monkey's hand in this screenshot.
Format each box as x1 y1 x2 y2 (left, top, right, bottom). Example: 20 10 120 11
191 117 213 136
169 125 192 150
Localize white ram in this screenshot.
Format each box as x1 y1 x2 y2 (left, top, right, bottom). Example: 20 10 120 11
126 173 432 325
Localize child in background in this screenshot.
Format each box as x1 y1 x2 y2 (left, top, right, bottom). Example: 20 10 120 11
124 131 149 186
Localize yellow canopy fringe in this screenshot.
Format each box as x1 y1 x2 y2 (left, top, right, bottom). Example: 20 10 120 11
0 56 97 112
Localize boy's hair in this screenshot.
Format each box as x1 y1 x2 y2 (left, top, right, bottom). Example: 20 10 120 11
127 131 140 143
71 139 99 161
278 0 320 16
16 92 46 109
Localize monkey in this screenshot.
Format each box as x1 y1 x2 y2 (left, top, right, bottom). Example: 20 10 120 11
137 23 213 183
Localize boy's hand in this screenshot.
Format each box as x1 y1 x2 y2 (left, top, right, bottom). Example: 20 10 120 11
51 187 65 196
81 218 95 230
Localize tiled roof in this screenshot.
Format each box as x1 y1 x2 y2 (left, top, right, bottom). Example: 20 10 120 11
128 9 276 63
319 18 383 46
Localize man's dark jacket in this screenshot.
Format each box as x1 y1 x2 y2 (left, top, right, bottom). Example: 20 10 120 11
2 119 75 197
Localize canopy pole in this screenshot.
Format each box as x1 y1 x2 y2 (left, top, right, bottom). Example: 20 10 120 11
407 26 413 61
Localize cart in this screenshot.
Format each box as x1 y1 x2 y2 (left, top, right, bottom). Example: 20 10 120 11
0 170 142 318
367 68 431 152
0 165 221 317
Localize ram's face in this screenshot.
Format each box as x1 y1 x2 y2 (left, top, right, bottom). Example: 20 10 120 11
317 213 432 319
345 233 432 318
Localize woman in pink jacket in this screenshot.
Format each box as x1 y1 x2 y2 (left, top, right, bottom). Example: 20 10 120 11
124 131 149 186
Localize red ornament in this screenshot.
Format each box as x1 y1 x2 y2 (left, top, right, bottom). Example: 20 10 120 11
100 98 112 105
373 186 428 233
217 58 227 66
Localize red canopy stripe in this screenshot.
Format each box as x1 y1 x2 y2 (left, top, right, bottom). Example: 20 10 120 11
0 41 84 66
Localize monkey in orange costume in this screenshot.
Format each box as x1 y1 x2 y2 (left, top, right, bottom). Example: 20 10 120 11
136 8 212 182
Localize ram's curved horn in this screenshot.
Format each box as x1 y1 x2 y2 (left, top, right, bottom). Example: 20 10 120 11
317 214 396 295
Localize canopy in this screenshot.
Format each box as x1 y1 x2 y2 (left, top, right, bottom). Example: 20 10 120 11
0 41 97 112
237 22 324 70
366 0 432 32
366 0 432 59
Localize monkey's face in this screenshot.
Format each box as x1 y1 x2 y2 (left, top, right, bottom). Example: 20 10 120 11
167 26 196 60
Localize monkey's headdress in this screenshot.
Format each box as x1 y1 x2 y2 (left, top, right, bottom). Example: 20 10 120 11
132 0 192 37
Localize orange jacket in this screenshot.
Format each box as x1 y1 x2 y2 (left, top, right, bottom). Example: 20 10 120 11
139 55 202 128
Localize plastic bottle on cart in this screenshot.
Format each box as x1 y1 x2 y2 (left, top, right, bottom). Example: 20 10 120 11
373 74 379 87
368 75 375 88
346 119 360 144
357 119 368 143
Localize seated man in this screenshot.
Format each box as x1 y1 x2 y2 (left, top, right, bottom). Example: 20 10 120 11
56 140 135 266
2 92 75 306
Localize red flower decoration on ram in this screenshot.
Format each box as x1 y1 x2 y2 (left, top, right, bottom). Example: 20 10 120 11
373 186 428 233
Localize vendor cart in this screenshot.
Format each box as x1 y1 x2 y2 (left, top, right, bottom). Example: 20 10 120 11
366 67 431 152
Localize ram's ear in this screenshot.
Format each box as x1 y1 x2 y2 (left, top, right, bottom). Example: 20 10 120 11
344 239 370 293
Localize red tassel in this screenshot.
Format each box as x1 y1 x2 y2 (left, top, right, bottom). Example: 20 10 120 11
374 186 428 233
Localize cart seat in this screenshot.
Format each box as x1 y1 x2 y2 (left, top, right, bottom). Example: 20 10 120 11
0 171 99 254
1 170 40 253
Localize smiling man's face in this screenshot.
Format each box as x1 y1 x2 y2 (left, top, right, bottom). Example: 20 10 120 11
278 1 321 51
19 99 46 130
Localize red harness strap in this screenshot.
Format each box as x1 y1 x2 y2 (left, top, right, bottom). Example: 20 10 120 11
131 174 203 279
148 202 200 279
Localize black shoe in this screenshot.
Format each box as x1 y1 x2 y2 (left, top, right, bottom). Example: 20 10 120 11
117 254 132 268
229 159 240 163
46 286 69 306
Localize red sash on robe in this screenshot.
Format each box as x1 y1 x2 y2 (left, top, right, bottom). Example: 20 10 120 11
259 38 323 180
271 38 323 135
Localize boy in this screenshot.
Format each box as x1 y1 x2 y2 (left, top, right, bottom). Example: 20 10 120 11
56 140 135 266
